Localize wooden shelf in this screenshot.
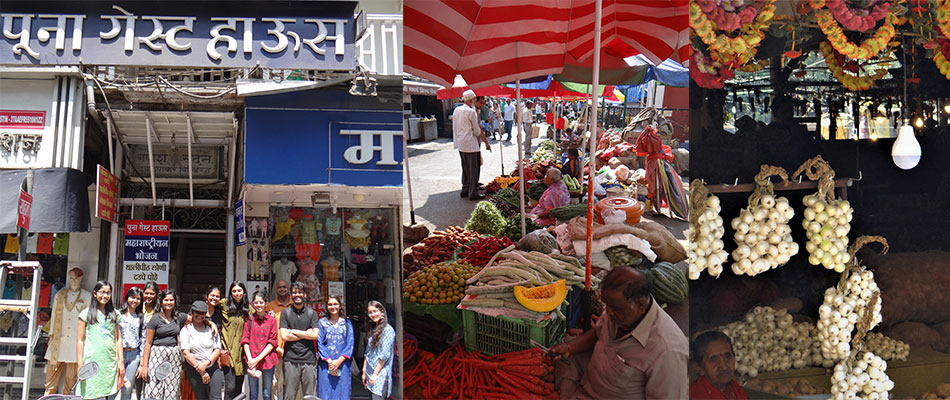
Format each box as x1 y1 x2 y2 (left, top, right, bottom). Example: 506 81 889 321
705 179 852 195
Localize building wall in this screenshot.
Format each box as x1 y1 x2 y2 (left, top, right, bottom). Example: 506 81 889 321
68 187 102 292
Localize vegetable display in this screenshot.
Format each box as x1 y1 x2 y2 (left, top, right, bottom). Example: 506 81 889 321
830 350 893 400
499 215 541 242
528 181 548 201
644 262 689 304
457 236 516 268
404 345 555 399
464 201 507 236
562 175 582 192
403 260 480 305
513 280 567 313
719 306 822 377
549 203 588 221
794 156 853 272
688 179 728 279
730 165 798 276
745 378 828 398
817 237 887 362
404 226 481 274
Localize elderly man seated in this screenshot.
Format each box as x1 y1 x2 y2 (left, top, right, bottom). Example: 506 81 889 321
530 168 570 226
549 267 688 399
690 330 748 400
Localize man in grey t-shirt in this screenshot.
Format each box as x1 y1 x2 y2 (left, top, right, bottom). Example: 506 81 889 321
280 282 320 399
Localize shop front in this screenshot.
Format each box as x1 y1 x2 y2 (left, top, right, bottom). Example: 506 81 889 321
243 86 404 398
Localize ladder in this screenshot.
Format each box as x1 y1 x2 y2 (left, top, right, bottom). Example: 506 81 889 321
0 261 42 400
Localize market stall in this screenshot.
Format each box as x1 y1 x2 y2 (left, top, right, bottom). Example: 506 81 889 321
689 0 950 397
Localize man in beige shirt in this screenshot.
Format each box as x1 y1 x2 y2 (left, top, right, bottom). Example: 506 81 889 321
551 267 688 399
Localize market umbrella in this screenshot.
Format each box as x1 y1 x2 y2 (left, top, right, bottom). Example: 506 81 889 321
436 75 517 99
405 0 689 328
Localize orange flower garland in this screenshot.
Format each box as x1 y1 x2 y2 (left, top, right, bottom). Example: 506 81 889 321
690 0 776 66
820 41 889 91
935 39 950 79
814 7 900 60
936 0 950 37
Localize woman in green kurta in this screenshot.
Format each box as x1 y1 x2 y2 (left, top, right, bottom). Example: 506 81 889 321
220 282 249 400
76 280 124 399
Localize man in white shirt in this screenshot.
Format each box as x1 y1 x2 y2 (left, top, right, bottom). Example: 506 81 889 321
453 90 491 200
522 100 535 155
503 99 515 141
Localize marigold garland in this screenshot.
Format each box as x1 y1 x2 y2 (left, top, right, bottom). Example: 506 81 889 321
690 0 776 66
695 0 766 33
934 38 950 78
814 0 891 32
815 8 899 60
935 0 950 37
690 52 736 89
820 41 889 91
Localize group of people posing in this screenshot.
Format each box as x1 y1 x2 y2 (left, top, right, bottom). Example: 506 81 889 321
72 279 395 400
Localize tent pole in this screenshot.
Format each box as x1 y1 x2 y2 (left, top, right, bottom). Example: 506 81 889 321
403 123 416 225
585 0 603 292
517 81 526 238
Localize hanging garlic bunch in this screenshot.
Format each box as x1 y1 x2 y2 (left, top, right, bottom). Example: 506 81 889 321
688 180 728 279
794 156 853 272
730 166 798 276
719 306 822 377
830 351 894 400
864 332 910 362
817 236 889 363
817 270 883 362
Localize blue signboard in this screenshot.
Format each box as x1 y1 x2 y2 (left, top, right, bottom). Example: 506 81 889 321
0 2 355 69
244 88 403 186
235 193 246 247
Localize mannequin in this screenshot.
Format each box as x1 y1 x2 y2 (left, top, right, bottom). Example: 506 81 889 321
297 256 321 302
45 268 91 394
272 256 297 285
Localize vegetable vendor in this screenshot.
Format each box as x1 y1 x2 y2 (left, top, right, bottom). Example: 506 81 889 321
689 331 747 400
531 168 570 226
560 147 583 181
549 267 688 399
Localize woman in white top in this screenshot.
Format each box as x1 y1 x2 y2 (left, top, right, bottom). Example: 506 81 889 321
180 300 224 400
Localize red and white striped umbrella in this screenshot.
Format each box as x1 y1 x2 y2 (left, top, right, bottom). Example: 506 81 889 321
404 0 689 89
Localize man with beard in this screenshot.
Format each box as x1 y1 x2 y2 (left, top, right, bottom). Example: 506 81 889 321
689 331 748 400
550 267 687 399
266 280 293 399
280 282 320 399
453 90 491 200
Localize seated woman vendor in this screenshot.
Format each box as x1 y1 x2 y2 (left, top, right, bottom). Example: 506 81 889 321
531 168 570 226
560 147 582 181
689 331 748 400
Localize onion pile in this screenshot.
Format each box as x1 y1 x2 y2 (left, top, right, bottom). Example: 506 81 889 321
688 188 728 280
719 306 823 377
864 332 910 362
817 270 883 362
730 193 799 276
803 194 853 272
830 351 894 400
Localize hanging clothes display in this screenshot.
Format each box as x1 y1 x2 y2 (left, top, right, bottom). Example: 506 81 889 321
320 213 344 264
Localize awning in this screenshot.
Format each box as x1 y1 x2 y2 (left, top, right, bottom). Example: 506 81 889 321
403 79 443 97
0 168 91 234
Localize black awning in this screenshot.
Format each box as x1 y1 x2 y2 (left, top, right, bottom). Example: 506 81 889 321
0 168 92 234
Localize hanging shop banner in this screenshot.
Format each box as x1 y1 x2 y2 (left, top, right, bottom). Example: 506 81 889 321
128 145 222 179
16 189 31 230
122 220 170 294
244 88 403 186
0 2 355 69
235 192 246 247
95 165 118 223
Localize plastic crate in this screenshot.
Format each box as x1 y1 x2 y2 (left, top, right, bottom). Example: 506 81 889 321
462 309 565 356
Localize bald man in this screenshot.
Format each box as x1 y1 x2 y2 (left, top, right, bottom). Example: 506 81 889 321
266 280 293 399
550 267 688 399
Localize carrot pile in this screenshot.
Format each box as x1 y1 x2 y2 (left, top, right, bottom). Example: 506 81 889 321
404 344 557 400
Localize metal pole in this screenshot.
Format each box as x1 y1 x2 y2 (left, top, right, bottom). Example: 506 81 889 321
516 81 526 238
585 0 603 292
108 144 124 287
186 114 195 207
144 112 158 206
402 122 417 225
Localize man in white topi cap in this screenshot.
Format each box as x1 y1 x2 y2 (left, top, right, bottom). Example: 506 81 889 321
452 89 491 200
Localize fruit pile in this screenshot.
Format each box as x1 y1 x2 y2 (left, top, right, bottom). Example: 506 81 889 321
403 260 480 305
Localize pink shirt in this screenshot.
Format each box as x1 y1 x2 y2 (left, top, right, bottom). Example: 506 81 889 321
579 298 688 399
531 181 570 225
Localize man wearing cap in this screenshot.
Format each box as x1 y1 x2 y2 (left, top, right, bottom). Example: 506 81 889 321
453 89 491 200
522 100 535 155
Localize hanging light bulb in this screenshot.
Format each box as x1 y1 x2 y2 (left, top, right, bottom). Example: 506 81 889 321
892 125 921 169
914 116 924 128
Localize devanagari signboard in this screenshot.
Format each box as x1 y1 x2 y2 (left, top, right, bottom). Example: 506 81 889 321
122 220 170 293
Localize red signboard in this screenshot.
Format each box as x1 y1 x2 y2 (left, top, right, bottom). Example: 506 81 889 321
95 165 118 223
17 190 32 230
125 220 170 237
0 110 46 129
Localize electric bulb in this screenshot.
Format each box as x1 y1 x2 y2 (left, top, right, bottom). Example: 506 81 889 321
892 125 921 170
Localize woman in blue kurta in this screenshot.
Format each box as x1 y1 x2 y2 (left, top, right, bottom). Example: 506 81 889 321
363 301 394 400
317 296 354 400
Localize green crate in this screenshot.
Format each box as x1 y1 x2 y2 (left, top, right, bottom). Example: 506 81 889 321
462 308 565 356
